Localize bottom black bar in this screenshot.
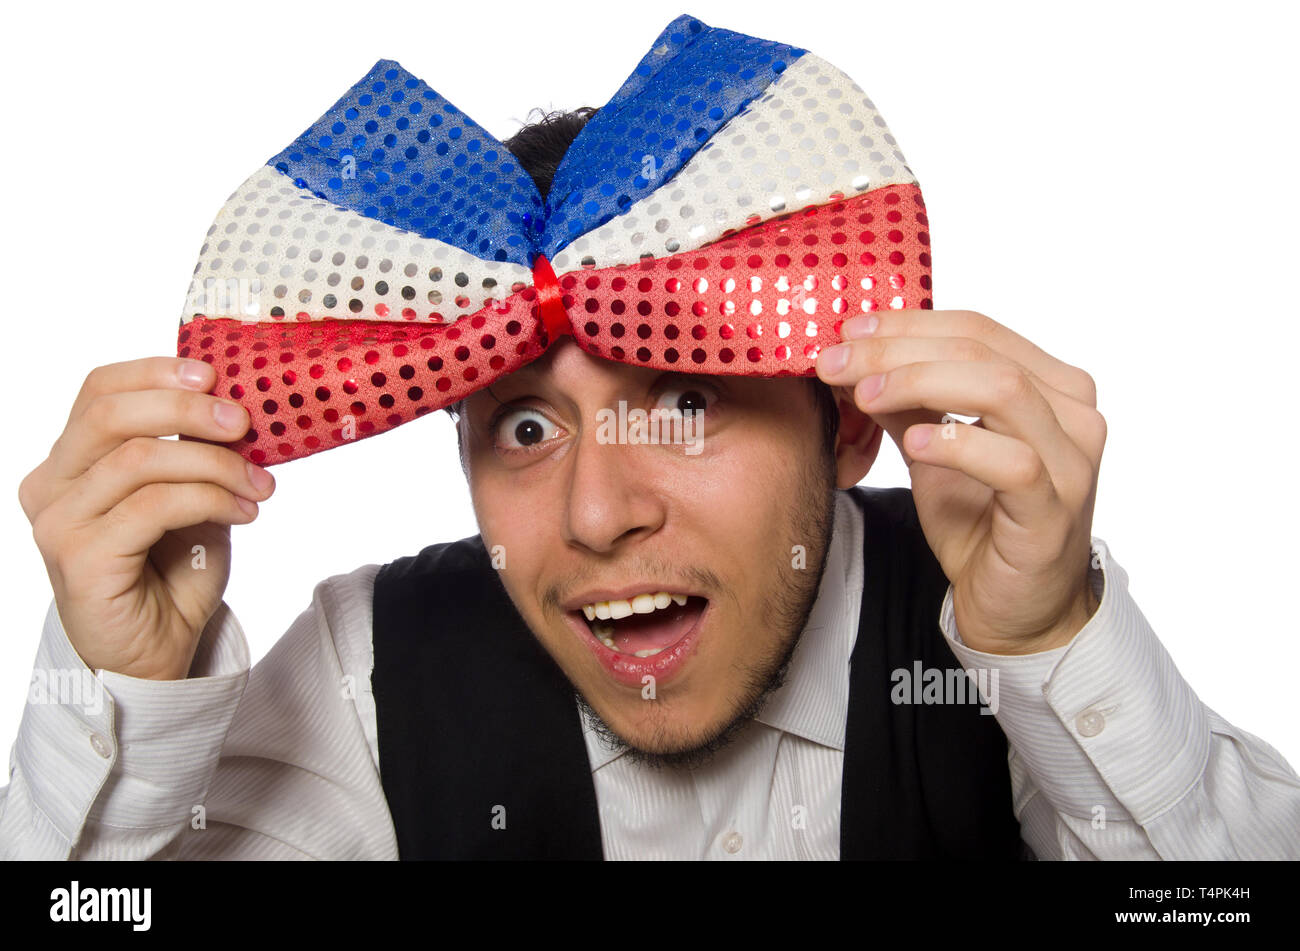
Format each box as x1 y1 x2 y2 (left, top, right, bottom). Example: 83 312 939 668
7 859 1289 936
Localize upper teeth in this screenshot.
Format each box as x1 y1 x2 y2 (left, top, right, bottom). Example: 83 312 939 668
581 591 688 621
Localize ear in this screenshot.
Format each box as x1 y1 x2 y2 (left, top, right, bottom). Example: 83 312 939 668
832 388 883 489
452 410 470 479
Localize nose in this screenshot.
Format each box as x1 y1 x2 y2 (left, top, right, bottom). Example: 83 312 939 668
562 421 666 555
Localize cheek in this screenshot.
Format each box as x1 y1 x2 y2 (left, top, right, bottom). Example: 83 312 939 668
680 424 810 537
469 477 557 621
678 446 809 613
468 480 525 579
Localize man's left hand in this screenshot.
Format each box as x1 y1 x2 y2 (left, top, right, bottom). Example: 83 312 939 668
816 309 1106 655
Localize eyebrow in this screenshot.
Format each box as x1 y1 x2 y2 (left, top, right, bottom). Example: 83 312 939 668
491 367 720 392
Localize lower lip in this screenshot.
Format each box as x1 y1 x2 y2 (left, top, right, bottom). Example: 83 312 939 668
565 601 710 689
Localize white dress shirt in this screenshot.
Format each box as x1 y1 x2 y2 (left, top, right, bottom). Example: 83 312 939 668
3 489 1298 859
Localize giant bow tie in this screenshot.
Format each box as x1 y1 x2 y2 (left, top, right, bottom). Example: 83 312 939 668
179 13 932 466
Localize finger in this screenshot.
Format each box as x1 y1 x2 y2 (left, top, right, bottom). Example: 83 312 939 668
840 309 1097 407
818 330 1105 469
817 334 1018 388
50 388 251 484
817 340 959 465
903 419 1060 528
91 481 261 559
850 359 1092 493
22 358 223 519
67 357 218 422
55 437 274 526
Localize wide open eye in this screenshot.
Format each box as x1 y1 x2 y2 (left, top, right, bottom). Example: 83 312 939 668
492 406 564 451
651 382 716 417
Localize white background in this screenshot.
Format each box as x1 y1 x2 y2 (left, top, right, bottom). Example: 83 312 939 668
3 0 1297 773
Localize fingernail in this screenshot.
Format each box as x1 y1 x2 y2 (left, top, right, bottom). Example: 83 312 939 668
819 344 849 375
214 401 244 430
908 426 932 451
246 461 274 493
858 373 885 402
235 496 258 516
178 360 211 388
843 315 879 339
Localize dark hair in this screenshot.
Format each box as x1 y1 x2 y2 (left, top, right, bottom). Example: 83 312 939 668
446 107 841 460
505 105 600 198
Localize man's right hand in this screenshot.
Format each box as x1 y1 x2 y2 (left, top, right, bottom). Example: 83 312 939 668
17 357 276 681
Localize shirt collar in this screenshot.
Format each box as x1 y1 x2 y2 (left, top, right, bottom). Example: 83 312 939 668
580 488 865 769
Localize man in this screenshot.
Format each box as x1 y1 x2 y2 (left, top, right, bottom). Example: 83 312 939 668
4 98 1299 860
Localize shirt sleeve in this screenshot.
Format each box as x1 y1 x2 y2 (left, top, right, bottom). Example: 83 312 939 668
937 537 1300 860
0 566 397 860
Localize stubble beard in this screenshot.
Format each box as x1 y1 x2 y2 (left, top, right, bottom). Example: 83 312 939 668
576 452 839 771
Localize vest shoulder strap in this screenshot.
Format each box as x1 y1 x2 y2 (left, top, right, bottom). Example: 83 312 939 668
842 486 1023 859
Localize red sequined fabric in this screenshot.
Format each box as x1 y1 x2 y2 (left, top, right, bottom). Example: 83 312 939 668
180 184 930 466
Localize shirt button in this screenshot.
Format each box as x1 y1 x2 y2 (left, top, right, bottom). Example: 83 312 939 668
89 733 112 759
1075 709 1105 737
722 831 743 854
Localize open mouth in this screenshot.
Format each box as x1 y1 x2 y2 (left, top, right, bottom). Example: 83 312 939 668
572 592 709 657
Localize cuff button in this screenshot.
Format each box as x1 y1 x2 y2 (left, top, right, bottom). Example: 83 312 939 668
1075 709 1106 737
89 733 112 759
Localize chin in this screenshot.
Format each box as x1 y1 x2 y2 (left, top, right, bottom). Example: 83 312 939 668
577 677 764 768
604 694 724 745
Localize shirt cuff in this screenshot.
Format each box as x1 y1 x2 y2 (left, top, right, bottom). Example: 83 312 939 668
15 595 251 844
938 537 1210 825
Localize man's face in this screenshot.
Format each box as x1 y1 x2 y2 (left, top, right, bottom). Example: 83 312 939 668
460 338 837 764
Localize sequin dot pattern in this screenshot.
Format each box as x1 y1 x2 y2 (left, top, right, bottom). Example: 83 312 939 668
179 14 932 465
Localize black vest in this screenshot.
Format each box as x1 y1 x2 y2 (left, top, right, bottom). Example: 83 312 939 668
371 486 1024 859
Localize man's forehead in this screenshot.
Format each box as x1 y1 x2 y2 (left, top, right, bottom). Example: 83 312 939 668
470 346 715 399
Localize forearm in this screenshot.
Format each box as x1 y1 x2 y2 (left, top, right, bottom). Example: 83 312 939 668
941 537 1300 860
2 598 248 859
